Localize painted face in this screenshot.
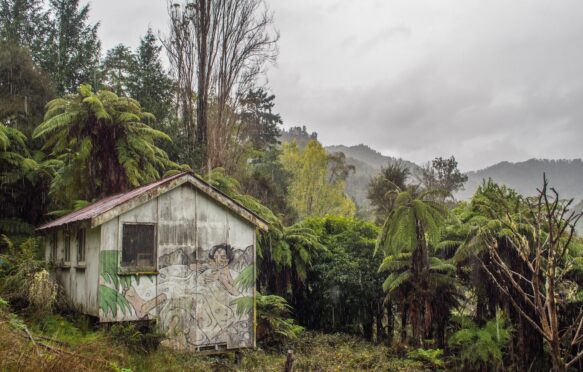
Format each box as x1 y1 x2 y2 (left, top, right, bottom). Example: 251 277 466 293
214 248 229 267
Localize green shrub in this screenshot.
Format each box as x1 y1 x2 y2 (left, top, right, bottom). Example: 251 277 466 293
407 348 444 368
0 237 47 311
448 313 512 370
232 292 304 346
109 322 164 353
255 293 304 344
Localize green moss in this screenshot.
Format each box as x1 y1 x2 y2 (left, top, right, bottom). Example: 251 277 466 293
31 313 103 345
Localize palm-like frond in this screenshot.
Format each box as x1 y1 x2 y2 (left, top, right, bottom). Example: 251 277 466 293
235 264 256 291
383 271 412 293
32 111 79 139
34 84 187 207
376 189 449 256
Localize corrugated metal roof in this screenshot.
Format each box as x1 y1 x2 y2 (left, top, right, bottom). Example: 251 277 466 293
36 172 268 232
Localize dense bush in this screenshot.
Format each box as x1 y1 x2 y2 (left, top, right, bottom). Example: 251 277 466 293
448 314 512 371
0 236 50 312
109 322 165 353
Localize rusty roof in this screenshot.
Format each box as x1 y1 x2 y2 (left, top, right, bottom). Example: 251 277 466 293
36 172 268 232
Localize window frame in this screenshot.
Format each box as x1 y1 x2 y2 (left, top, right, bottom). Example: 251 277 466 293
76 229 86 267
50 232 58 263
119 222 158 274
63 232 71 266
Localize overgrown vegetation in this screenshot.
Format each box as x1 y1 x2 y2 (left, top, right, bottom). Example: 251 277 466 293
1 1 582 371
0 300 426 371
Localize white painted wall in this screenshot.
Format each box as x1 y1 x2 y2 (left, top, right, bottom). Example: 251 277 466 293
46 183 257 351
44 226 100 316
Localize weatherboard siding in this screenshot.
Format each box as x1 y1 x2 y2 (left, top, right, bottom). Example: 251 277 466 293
84 226 100 315
95 184 256 351
42 226 100 316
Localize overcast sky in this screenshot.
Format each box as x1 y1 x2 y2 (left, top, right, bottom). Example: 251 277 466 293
87 0 583 171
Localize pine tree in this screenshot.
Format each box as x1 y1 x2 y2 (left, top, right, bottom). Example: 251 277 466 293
42 0 101 94
128 28 174 129
0 41 54 135
101 44 136 96
0 0 50 61
239 88 282 151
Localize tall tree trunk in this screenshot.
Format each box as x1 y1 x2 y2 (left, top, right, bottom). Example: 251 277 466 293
195 0 209 173
550 340 566 372
401 302 408 343
411 221 429 347
375 299 385 344
386 299 394 344
410 300 423 347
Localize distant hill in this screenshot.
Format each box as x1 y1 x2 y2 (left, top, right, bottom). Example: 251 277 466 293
278 128 583 220
328 150 583 216
280 126 318 148
326 145 420 171
457 159 583 201
325 145 421 212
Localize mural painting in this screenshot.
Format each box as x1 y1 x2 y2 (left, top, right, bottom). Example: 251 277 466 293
98 243 255 351
98 250 164 321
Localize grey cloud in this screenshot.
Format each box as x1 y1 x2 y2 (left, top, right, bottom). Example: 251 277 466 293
86 0 583 171
268 0 583 170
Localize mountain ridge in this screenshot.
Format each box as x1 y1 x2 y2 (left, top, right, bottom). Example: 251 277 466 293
459 158 583 201
278 129 582 209
326 145 583 205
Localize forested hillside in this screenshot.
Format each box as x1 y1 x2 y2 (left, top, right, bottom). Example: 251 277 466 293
457 158 583 201
325 143 583 213
1 1 583 371
325 144 420 213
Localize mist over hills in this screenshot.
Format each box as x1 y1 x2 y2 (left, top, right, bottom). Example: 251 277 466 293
279 128 583 212
457 158 583 201
325 145 420 211
326 144 420 172
328 146 583 209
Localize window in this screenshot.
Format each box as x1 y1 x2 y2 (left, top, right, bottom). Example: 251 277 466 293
121 224 156 271
64 234 71 264
77 229 86 264
50 233 58 262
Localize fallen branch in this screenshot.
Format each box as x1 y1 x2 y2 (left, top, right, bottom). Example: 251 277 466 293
36 334 70 347
13 327 109 370
23 324 44 363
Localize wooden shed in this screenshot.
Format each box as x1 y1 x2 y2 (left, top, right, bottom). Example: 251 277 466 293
36 172 268 352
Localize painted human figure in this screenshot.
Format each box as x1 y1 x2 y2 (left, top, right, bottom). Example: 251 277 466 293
187 243 241 346
124 286 167 319
190 244 240 296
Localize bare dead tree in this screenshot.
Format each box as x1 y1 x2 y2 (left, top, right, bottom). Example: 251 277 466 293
477 175 583 371
163 2 197 153
164 0 278 173
208 0 278 171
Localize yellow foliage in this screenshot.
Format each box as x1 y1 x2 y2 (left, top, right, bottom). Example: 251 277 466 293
28 269 57 313
280 140 355 219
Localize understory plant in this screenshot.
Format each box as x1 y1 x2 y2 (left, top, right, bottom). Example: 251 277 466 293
448 312 512 371
0 236 49 312
232 292 304 345
407 348 445 368
256 293 304 343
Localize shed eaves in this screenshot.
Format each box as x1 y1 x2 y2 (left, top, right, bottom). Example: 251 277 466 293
36 172 268 232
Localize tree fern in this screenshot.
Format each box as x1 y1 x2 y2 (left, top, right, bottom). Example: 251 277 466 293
33 84 188 207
